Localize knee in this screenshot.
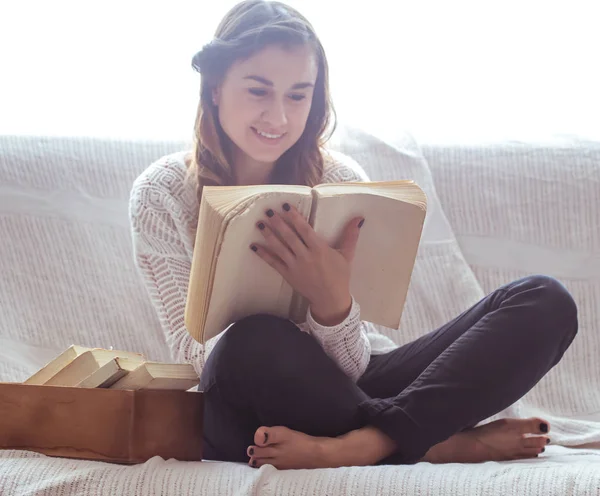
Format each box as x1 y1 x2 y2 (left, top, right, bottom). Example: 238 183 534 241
517 274 578 336
226 313 300 351
209 313 315 374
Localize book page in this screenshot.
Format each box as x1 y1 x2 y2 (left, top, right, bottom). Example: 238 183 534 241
201 190 313 342
310 192 426 329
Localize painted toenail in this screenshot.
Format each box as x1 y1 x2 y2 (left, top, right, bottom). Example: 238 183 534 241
252 459 257 467
546 438 550 444
264 432 269 444
540 423 548 433
541 447 545 453
249 448 254 456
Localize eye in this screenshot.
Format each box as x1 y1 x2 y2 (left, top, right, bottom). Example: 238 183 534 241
289 94 306 102
248 88 268 97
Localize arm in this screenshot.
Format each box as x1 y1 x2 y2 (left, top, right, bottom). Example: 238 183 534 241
129 174 222 378
300 151 375 381
297 297 373 382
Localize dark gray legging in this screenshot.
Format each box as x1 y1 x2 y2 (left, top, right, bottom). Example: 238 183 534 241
199 275 578 464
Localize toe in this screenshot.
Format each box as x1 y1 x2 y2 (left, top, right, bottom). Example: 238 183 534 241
254 457 274 468
517 448 542 459
254 425 288 447
249 456 274 469
534 418 550 434
522 436 549 450
254 427 271 447
250 446 278 458
520 417 550 435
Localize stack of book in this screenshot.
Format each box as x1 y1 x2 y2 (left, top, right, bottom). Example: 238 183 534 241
1 345 203 464
23 345 199 391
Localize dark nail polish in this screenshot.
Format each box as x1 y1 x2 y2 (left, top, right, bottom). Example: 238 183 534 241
546 438 550 444
541 447 545 453
258 222 265 230
283 203 290 211
248 447 254 456
540 423 548 433
252 459 257 467
251 245 257 252
266 209 274 218
358 219 365 228
264 432 269 444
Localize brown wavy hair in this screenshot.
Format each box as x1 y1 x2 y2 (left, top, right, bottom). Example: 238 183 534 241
185 0 336 202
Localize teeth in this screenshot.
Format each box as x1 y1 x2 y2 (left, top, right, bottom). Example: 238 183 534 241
256 129 283 139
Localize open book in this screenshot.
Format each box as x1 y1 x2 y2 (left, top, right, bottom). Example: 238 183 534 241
185 181 427 344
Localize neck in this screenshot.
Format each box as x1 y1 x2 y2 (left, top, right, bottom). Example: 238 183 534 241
231 147 276 186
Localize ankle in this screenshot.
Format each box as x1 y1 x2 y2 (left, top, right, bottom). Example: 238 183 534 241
335 426 397 466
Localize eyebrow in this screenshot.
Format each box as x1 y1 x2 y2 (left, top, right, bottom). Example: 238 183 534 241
243 75 314 90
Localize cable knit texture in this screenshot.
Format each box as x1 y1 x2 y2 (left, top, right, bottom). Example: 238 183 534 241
129 150 395 382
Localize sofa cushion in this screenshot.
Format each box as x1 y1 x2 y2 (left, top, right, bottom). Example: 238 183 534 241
329 126 484 345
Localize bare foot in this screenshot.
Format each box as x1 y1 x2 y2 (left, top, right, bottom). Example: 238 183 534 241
247 417 551 469
422 417 551 463
246 426 331 470
246 425 396 470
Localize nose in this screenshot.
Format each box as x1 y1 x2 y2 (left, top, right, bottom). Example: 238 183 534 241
262 97 287 128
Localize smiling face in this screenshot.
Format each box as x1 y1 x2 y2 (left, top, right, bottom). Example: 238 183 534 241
212 43 318 177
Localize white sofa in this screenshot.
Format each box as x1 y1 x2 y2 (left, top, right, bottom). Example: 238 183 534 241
1 127 599 495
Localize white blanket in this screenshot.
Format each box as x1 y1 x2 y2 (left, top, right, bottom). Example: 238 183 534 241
2 446 600 496
423 137 600 449
1 130 600 495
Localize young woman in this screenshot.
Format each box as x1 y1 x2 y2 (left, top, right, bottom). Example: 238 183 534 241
129 0 578 470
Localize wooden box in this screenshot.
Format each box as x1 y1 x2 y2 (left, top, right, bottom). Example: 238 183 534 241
0 382 203 464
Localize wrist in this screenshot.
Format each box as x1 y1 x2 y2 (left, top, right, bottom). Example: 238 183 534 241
309 293 353 327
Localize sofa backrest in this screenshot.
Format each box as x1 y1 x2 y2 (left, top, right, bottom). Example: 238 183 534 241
0 135 187 363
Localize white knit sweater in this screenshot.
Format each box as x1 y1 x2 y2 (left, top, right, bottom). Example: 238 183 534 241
129 150 398 382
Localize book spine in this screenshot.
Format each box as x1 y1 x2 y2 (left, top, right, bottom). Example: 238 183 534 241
287 191 319 323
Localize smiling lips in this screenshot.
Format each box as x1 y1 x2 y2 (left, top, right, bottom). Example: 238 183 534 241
252 127 286 142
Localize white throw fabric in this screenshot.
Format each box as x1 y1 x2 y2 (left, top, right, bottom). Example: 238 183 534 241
1 129 599 495
0 136 188 374
2 446 600 496
423 138 600 447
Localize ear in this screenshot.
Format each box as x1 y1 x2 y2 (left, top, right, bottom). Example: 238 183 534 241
211 86 220 107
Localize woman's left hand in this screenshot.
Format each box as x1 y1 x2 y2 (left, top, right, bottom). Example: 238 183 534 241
250 203 364 325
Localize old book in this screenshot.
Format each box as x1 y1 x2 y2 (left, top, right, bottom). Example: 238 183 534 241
109 362 199 391
26 347 145 387
185 181 427 343
23 344 91 385
76 357 144 389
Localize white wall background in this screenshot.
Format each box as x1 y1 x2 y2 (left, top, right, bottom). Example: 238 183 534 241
1 0 598 144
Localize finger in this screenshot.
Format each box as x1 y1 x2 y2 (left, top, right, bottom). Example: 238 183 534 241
256 220 296 267
265 209 309 258
281 203 322 250
250 243 287 275
336 217 364 262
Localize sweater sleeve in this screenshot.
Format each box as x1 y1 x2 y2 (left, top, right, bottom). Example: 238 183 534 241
297 151 377 381
128 169 223 379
